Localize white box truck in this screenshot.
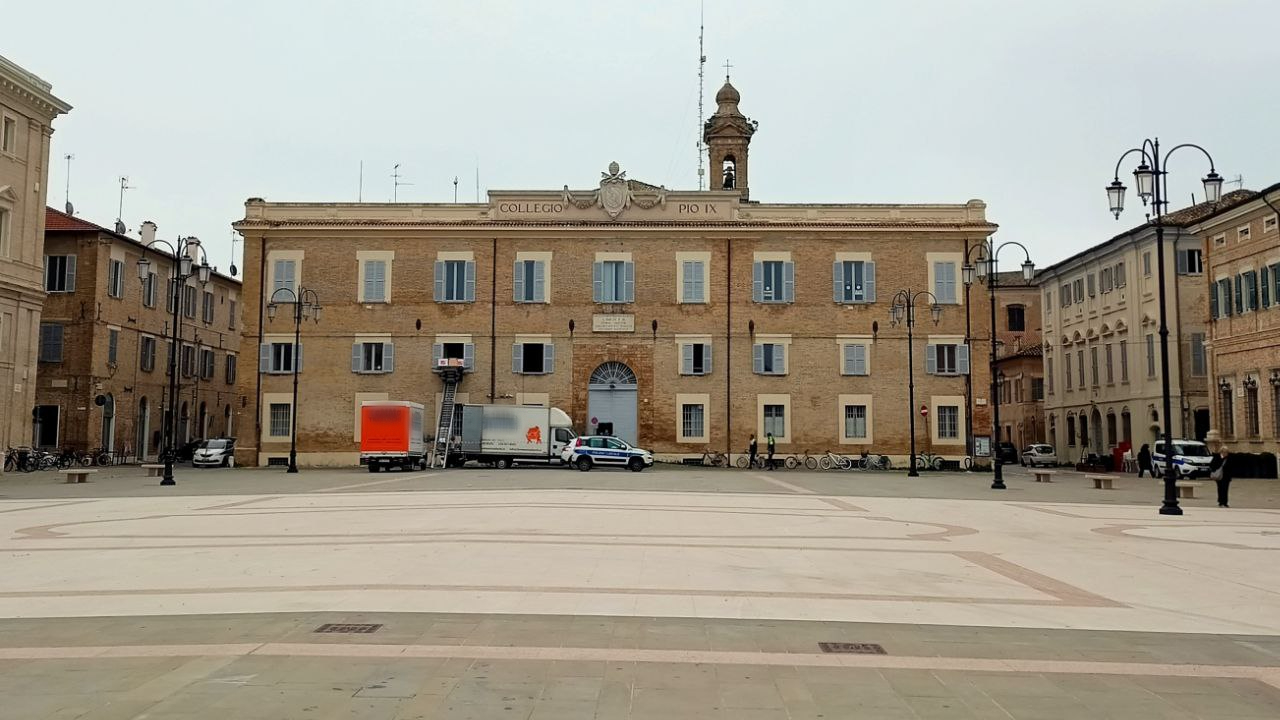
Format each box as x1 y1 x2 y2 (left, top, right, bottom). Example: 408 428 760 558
359 401 427 472
450 404 576 468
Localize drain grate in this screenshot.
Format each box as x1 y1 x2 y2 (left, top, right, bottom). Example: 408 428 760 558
818 642 886 655
315 623 382 634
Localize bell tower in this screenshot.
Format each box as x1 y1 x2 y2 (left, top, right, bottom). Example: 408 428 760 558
703 73 758 199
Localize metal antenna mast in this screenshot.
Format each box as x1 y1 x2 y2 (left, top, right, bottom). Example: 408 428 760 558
63 154 75 215
116 176 134 233
453 176 459 203
696 0 706 190
358 160 364 202
392 163 413 202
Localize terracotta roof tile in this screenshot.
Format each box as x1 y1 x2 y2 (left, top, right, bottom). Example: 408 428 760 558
45 207 115 233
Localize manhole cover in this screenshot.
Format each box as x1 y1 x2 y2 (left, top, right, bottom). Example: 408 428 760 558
315 623 382 634
818 642 886 655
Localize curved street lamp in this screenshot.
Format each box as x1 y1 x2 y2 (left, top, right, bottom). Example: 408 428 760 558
136 237 212 486
1108 139 1221 516
963 238 1035 490
890 289 942 477
266 286 322 473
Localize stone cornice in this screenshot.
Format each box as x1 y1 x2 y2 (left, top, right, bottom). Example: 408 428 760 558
0 55 72 119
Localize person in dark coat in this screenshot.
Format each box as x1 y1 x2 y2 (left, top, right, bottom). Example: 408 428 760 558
1136 444 1153 478
766 433 777 470
747 434 758 469
1209 447 1231 508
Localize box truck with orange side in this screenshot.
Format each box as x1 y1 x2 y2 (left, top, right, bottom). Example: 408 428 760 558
359 401 426 472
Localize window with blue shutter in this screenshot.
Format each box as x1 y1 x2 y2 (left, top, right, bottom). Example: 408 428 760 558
680 343 711 375
753 343 784 374
834 261 875 303
842 344 868 375
934 262 957 303
1263 266 1271 308
1235 274 1244 314
435 260 473 302
362 260 386 303
1210 282 1219 319
682 261 705 303
513 342 552 374
758 261 789 303
514 260 544 303
596 260 631 303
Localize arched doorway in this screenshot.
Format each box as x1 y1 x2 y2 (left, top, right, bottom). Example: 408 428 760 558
1090 407 1103 456
198 401 207 440
136 397 150 461
224 404 233 437
101 394 116 452
588 361 638 445
179 402 190 445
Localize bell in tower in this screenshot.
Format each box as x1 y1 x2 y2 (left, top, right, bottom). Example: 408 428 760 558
703 72 758 199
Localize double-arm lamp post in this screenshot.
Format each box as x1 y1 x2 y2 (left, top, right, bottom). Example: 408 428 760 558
267 287 322 474
137 238 212 486
890 290 943 477
962 240 1035 490
1107 139 1223 516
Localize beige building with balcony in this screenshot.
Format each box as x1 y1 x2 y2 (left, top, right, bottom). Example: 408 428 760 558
1037 194 1252 463
0 54 70 455
232 81 999 467
1191 182 1280 463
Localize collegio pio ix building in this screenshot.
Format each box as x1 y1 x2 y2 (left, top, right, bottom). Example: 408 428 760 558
232 80 1000 467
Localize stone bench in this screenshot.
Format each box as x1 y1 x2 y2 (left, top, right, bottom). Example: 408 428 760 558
1087 474 1114 490
63 468 97 484
1157 480 1204 499
1033 470 1055 483
141 463 166 477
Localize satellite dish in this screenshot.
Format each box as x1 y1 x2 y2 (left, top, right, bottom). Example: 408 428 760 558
64 201 74 215
113 219 126 234
228 262 238 277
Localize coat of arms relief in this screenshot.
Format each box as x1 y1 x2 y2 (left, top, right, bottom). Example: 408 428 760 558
563 161 667 219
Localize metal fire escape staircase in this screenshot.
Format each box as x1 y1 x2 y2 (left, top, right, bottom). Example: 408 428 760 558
432 368 461 468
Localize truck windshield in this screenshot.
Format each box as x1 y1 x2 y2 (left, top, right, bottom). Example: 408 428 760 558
1173 442 1209 456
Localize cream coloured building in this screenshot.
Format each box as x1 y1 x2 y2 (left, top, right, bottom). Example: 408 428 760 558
0 54 70 457
1038 194 1253 462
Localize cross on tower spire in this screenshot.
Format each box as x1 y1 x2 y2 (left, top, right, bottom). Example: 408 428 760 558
722 58 733 80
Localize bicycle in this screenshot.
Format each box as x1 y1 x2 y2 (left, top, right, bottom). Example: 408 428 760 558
4 447 38 473
913 452 944 471
700 450 728 467
785 450 819 470
818 451 853 470
735 454 767 469
858 452 892 470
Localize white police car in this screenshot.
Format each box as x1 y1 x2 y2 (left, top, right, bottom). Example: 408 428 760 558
562 435 654 472
1153 439 1213 478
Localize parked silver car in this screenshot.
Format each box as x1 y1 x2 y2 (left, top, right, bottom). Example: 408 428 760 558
192 438 236 468
1020 444 1057 467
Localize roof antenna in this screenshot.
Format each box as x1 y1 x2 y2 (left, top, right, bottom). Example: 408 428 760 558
453 176 459 203
358 160 364 202
115 176 133 234
63 154 75 215
696 0 706 191
1228 174 1245 191
228 229 241 277
392 163 413 202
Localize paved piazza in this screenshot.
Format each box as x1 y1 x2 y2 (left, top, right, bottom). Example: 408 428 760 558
1 465 1279 718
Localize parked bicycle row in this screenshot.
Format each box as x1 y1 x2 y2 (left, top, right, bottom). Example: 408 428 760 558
3 446 116 472
697 449 981 471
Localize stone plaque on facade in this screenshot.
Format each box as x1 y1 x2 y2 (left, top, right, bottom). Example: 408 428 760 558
592 314 635 333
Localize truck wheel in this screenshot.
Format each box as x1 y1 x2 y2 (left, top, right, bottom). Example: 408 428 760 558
495 458 511 470
628 458 644 472
576 456 593 472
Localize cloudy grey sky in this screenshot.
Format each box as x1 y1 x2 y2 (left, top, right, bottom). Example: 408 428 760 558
8 1 1278 273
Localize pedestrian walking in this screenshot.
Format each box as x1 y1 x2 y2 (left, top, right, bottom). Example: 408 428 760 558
1136 444 1153 478
748 434 758 469
766 433 776 470
1209 447 1232 508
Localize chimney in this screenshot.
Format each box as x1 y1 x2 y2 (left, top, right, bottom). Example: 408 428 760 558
139 221 157 246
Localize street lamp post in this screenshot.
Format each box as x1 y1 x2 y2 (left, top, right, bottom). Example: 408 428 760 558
137 237 212 486
1108 139 1223 516
890 290 943 477
963 240 1035 490
267 287 321 473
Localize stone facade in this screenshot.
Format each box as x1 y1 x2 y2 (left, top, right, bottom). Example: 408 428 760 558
232 83 998 467
1037 194 1254 463
0 54 70 458
1190 182 1280 458
36 210 241 457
